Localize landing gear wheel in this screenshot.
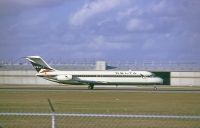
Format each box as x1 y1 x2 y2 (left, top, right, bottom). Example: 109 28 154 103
88 84 94 90
154 86 158 91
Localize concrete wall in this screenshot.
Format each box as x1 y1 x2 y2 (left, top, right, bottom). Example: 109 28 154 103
171 72 200 86
1 70 200 86
0 71 58 85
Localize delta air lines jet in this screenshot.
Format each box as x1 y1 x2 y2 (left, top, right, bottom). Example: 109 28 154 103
26 56 163 89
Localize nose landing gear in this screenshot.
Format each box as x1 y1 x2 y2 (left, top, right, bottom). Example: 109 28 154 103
154 86 158 91
88 84 94 90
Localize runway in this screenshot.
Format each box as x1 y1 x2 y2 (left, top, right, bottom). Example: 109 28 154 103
1 112 200 119
1 85 200 93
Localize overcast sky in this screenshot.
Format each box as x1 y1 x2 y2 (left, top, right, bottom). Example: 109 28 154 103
0 0 200 61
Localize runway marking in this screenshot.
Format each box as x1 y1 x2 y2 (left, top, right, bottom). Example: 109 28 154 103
0 113 200 119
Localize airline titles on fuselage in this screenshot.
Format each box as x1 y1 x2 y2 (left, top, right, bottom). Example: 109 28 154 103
115 71 137 75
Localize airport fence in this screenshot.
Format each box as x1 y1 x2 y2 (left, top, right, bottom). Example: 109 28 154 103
0 112 200 128
1 58 200 71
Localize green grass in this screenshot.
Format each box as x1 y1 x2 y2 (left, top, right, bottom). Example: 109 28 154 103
0 116 50 128
0 86 200 127
1 116 199 128
0 90 200 115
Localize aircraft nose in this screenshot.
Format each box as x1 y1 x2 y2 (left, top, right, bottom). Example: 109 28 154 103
158 77 163 84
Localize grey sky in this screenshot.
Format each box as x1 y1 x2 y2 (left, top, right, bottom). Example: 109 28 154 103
0 0 200 61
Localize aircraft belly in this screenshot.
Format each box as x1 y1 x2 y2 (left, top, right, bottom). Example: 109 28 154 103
77 77 163 85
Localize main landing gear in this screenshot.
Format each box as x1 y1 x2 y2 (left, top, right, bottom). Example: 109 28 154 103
88 84 94 90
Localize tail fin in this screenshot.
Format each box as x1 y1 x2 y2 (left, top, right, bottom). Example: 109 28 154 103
25 56 54 72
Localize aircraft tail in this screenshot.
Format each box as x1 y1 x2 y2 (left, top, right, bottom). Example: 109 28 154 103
25 56 54 72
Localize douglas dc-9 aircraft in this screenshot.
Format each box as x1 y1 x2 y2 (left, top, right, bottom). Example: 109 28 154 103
26 56 163 89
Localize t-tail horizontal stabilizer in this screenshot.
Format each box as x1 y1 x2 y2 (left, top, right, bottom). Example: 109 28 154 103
26 56 54 72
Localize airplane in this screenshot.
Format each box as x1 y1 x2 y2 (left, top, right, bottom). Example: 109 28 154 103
25 56 163 89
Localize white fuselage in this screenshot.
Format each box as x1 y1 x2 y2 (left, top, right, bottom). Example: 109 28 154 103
37 70 163 85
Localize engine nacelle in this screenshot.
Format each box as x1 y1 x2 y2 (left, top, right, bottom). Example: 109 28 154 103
56 75 72 81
